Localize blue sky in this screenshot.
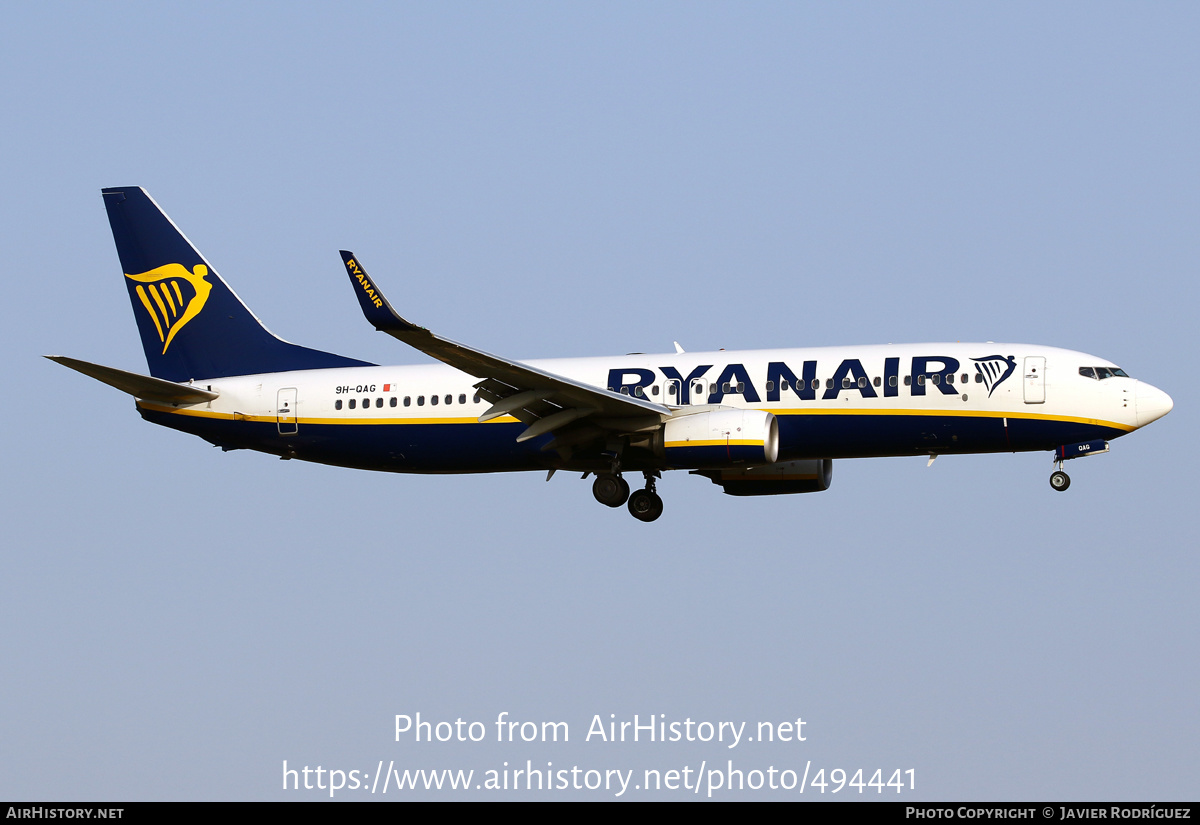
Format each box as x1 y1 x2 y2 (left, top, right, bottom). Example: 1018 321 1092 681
1 2 1196 800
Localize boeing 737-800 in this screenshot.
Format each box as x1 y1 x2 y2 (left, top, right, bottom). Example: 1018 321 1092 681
49 187 1174 522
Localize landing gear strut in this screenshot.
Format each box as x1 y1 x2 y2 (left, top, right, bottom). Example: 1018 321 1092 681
592 473 630 507
627 471 664 522
1049 455 1071 492
1047 439 1109 491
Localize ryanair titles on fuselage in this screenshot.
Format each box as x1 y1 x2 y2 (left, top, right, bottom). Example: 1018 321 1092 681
604 350 1016 405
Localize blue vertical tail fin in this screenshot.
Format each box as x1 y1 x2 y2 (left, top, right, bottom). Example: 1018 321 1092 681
102 187 372 381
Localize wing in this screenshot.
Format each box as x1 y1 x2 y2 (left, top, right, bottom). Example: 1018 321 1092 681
339 251 668 447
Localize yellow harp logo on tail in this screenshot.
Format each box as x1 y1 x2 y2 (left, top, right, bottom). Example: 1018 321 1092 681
125 264 213 354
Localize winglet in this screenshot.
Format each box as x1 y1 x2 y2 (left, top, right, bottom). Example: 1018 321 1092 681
339 251 423 334
334 251 670 422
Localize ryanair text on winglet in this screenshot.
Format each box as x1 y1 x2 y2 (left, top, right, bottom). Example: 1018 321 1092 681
345 258 384 309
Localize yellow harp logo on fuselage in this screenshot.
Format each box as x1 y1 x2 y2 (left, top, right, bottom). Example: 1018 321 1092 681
126 264 213 354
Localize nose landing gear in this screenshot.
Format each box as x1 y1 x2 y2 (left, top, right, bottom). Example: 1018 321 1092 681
1047 439 1109 492
1049 453 1072 491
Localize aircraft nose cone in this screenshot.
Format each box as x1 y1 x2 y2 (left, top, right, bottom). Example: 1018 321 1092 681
1135 381 1174 427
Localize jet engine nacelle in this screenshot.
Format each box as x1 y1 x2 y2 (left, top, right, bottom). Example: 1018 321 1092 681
697 458 834 496
655 409 779 469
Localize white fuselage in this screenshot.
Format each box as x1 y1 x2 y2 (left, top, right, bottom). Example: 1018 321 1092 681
135 342 1170 474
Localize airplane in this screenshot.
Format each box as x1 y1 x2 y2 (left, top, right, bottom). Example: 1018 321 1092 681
48 186 1174 522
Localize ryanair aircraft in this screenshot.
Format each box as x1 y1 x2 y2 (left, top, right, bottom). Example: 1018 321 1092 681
50 187 1173 522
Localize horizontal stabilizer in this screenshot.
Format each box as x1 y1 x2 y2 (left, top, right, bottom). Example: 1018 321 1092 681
45 356 219 404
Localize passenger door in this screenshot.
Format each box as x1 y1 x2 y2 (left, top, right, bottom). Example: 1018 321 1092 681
1023 357 1045 404
277 387 298 434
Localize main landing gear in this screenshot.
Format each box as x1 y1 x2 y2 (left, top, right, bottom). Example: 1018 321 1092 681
627 472 664 523
592 473 630 507
590 471 664 522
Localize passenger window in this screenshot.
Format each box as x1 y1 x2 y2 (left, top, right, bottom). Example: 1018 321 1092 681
335 399 343 410
874 376 881 387
651 385 659 396
946 374 954 385
418 396 425 406
473 393 481 403
780 379 788 391
348 399 356 409
445 394 452 405
961 373 968 384
888 376 897 387
376 398 383 408
975 373 983 383
904 375 912 386
431 395 439 405
842 377 851 389
766 381 775 392
811 379 820 390
620 387 629 395
459 394 466 404
858 376 867 388
917 375 926 385
361 397 369 407
932 374 940 385
404 396 411 407
635 386 644 397
390 397 397 407
737 382 745 393
825 379 833 389
722 382 731 393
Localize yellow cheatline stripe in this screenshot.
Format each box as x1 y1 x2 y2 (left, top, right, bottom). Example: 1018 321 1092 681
137 401 1132 434
136 402 518 426
302 415 504 425
768 406 1134 432
665 439 764 448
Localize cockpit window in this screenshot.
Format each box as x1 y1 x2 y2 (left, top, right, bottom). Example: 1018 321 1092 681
1080 365 1131 380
